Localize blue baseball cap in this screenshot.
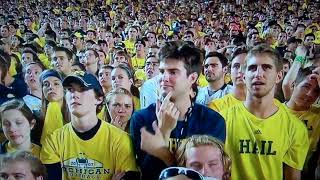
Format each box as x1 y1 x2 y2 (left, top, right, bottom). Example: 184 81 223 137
62 71 104 96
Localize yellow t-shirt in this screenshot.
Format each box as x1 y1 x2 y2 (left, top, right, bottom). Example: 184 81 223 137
38 53 51 69
197 73 208 87
123 39 135 56
40 102 64 145
7 143 41 158
40 121 138 179
221 103 309 180
133 96 140 110
208 93 241 112
131 56 145 70
286 105 320 162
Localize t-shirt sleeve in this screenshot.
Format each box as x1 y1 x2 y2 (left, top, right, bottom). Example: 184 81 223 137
40 131 61 164
208 100 221 112
114 132 138 172
283 120 309 170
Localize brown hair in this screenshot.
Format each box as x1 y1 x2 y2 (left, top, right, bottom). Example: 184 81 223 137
245 44 283 72
158 41 203 76
0 99 34 125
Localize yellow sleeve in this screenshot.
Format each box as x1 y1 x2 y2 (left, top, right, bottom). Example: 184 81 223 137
40 130 61 164
208 100 221 112
133 96 140 110
114 132 138 172
38 53 51 69
283 119 309 170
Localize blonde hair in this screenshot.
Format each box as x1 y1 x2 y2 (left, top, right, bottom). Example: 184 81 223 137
104 88 134 132
0 151 47 179
175 135 231 180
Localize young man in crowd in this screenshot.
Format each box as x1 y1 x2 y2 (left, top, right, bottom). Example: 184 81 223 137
209 47 247 112
196 52 232 105
221 44 309 180
51 46 73 78
130 41 226 180
285 67 320 179
41 71 138 180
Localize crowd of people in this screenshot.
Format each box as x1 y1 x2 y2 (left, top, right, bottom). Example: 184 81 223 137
0 0 320 179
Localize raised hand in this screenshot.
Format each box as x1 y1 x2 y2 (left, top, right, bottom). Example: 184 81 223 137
156 92 180 138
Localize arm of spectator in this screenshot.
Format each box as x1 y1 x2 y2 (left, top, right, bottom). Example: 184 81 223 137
140 121 175 166
130 110 170 179
37 23 49 37
282 46 307 101
283 164 301 180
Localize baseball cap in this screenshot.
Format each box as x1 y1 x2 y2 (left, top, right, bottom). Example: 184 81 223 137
62 71 104 96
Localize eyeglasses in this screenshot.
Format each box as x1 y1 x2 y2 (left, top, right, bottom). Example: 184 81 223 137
159 167 204 180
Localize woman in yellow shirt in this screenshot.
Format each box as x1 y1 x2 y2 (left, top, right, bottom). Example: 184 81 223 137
0 99 41 158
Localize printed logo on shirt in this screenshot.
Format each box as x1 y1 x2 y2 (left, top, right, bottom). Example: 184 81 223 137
168 138 186 153
62 153 110 179
239 139 277 155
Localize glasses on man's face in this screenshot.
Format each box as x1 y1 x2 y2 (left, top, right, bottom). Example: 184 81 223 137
159 167 204 180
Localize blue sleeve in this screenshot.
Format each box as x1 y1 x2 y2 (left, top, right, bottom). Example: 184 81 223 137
45 163 62 180
130 108 168 180
10 78 28 98
190 105 226 143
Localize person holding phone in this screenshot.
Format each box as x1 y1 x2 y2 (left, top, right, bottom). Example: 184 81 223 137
130 41 226 180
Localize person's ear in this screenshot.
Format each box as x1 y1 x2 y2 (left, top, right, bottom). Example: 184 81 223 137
129 78 134 85
223 66 228 73
188 72 198 84
30 119 36 130
276 70 283 84
96 96 104 105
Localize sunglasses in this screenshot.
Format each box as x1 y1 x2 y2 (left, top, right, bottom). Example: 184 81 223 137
159 167 204 180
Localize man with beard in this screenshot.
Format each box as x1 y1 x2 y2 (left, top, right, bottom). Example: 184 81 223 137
196 52 232 105
209 47 247 112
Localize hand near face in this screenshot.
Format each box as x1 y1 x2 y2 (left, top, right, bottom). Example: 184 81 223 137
156 92 180 138
111 116 126 130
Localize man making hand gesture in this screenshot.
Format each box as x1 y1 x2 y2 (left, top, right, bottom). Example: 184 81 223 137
130 41 226 180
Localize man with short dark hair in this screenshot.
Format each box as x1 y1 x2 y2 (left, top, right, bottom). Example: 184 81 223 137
196 52 232 105
130 41 225 180
51 46 73 77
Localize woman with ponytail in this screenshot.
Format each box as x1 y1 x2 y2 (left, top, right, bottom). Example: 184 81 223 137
39 69 69 145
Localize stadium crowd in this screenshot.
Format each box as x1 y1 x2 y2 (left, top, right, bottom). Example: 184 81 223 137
0 0 320 179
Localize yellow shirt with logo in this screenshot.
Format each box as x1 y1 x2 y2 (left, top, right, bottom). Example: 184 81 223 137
221 103 309 180
286 105 320 162
40 121 138 179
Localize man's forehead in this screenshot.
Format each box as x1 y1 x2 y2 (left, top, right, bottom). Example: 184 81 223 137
246 54 276 66
205 56 221 64
159 59 185 69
